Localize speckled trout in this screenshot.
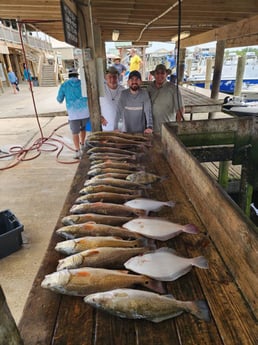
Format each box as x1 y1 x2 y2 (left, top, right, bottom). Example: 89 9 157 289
84 288 210 322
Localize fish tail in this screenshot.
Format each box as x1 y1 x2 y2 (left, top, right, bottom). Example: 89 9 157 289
145 278 167 294
145 238 156 250
189 300 210 322
192 256 209 269
184 224 199 234
166 201 176 208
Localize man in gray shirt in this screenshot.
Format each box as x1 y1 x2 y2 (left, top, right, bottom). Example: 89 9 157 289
114 70 153 134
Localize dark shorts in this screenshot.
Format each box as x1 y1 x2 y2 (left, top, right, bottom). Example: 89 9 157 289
69 118 90 134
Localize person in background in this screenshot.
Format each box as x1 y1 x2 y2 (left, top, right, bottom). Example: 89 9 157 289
7 67 19 94
112 56 127 84
100 66 125 131
129 48 143 72
56 68 90 159
147 64 184 134
23 63 32 88
114 70 153 134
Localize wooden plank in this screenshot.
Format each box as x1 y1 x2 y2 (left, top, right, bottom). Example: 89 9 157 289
162 124 258 320
18 134 258 344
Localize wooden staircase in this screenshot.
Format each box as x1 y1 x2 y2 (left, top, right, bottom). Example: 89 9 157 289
40 64 57 87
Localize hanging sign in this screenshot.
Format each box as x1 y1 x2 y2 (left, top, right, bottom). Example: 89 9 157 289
60 0 78 47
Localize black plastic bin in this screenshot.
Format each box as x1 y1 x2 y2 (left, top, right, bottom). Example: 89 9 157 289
0 210 23 259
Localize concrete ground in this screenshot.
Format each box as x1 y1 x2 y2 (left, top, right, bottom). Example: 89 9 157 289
0 83 79 323
0 82 230 325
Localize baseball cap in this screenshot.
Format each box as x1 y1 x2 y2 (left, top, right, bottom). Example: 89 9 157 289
106 66 119 75
128 70 141 80
68 68 79 77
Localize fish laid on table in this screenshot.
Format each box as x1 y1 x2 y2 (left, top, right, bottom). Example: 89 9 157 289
79 184 143 196
122 217 199 240
89 161 140 171
86 134 150 146
88 131 150 142
41 267 165 296
84 288 210 323
87 146 136 156
61 213 134 226
89 173 130 180
84 178 144 189
70 202 145 216
57 247 150 270
55 236 152 255
126 171 165 184
88 167 138 177
86 140 142 149
124 198 175 216
56 222 143 240
124 247 208 281
75 192 142 204
88 153 137 161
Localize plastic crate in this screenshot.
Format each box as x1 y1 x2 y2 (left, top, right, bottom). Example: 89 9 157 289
0 210 23 259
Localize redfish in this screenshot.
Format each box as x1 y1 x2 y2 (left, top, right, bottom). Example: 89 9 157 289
57 247 150 270
56 222 143 240
55 236 151 255
70 202 144 216
75 192 142 204
41 268 165 296
61 213 134 226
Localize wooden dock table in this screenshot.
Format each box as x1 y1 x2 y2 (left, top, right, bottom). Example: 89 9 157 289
18 132 257 345
180 86 223 115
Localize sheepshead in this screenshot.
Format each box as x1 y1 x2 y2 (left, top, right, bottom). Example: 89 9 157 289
56 222 143 240
124 247 208 281
57 247 150 270
55 236 151 255
126 171 165 184
61 213 134 226
124 198 175 216
79 184 142 196
122 217 199 240
41 268 165 296
88 167 137 177
84 288 210 323
87 146 136 156
75 192 142 204
84 178 143 189
70 202 145 216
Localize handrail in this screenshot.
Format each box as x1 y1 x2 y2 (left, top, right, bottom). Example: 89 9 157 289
0 23 52 51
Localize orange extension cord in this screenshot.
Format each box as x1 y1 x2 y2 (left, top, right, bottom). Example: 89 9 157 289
0 21 80 171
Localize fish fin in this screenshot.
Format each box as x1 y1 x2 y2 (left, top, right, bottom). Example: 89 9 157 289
183 224 199 234
145 279 167 294
149 311 183 323
192 256 209 269
166 201 176 208
156 247 177 254
190 300 211 322
160 175 169 183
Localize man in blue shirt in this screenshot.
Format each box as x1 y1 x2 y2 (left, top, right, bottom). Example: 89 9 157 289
57 68 90 159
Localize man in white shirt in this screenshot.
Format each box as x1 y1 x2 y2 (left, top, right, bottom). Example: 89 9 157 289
100 67 125 131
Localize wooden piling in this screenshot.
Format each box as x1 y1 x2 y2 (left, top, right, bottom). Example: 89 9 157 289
0 285 24 345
